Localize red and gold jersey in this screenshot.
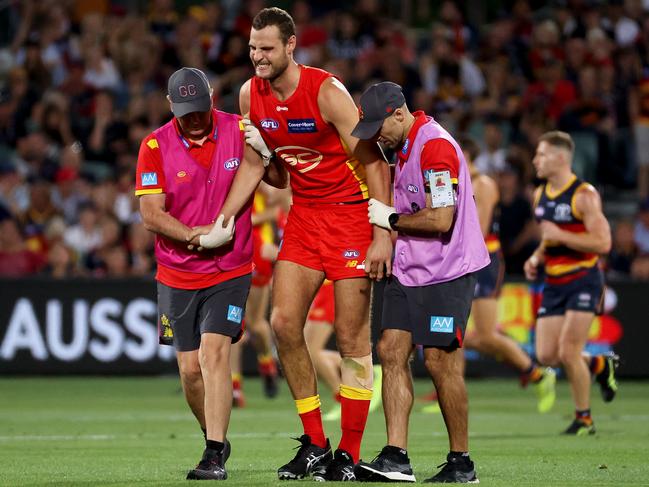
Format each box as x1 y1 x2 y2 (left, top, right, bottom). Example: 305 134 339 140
249 65 368 205
534 175 599 281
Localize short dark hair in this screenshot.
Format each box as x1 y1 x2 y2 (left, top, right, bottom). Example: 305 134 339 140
457 134 479 162
539 130 575 154
252 7 296 44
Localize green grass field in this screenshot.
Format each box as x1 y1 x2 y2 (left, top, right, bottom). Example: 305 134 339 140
1 376 647 486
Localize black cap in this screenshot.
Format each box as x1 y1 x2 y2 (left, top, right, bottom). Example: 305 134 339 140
351 82 406 140
167 67 213 118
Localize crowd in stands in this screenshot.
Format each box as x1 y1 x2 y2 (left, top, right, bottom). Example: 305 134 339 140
1 0 649 280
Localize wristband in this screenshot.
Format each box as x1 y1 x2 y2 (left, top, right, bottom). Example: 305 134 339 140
388 212 399 230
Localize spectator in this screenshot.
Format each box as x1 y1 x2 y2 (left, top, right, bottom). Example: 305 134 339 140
496 160 540 275
43 241 73 278
474 116 507 175
0 217 46 276
63 202 102 258
607 220 637 278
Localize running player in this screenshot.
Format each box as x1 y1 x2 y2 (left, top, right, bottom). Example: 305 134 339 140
459 135 557 413
525 131 619 435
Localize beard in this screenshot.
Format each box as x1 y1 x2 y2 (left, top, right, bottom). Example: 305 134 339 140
256 55 290 82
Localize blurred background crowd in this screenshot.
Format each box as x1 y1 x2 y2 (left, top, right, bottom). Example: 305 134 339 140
1 0 649 280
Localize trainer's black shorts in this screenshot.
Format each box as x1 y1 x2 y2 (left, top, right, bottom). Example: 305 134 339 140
537 267 604 318
473 251 503 299
381 273 477 349
157 274 252 352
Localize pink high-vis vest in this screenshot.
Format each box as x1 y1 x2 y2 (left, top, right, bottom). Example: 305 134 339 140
392 116 489 286
152 110 252 273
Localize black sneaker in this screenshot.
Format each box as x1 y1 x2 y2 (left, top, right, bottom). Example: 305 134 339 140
277 435 332 480
424 454 479 483
355 445 416 482
186 448 227 480
313 449 356 481
562 419 596 436
595 353 619 403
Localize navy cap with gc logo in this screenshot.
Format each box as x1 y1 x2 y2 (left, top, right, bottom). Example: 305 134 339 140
167 67 213 118
351 82 406 140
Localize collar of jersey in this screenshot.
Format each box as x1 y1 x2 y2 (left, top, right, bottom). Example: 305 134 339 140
398 111 428 164
545 173 576 200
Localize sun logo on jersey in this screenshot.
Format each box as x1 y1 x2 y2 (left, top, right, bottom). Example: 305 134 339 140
275 146 323 173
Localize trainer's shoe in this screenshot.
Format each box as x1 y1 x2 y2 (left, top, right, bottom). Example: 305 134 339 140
322 403 342 422
277 434 332 480
354 445 416 482
187 447 227 480
313 449 356 481
562 419 596 436
423 454 479 483
595 352 619 403
368 365 383 413
534 367 556 413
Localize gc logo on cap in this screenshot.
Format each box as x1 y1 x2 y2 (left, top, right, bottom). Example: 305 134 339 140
168 67 213 117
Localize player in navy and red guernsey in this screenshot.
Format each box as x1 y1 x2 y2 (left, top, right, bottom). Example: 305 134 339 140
525 131 619 436
206 7 392 481
458 136 556 414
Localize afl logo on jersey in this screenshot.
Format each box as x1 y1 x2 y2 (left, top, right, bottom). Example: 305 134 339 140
224 158 240 171
343 249 360 259
553 203 572 221
275 146 323 173
407 184 419 193
260 119 279 131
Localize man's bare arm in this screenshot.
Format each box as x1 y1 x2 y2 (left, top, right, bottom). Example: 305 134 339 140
393 204 456 236
318 77 393 279
140 193 201 243
473 175 499 237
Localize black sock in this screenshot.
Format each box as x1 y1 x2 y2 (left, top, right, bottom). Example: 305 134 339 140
576 409 592 422
449 451 469 459
206 440 225 454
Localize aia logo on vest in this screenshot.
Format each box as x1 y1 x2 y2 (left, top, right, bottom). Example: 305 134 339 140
276 146 323 173
553 203 572 221
260 119 279 131
224 158 240 171
343 249 360 259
